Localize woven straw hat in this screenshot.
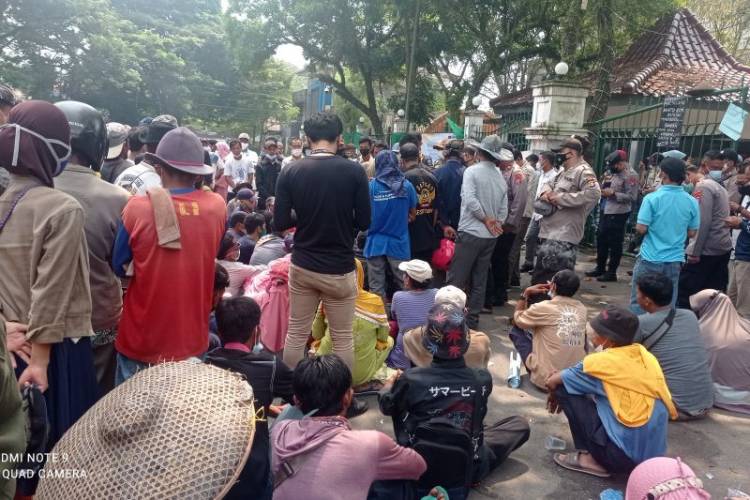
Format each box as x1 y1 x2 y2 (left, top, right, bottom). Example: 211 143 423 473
36 360 255 500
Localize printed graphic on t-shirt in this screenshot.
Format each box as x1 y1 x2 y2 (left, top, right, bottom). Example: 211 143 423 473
556 306 585 346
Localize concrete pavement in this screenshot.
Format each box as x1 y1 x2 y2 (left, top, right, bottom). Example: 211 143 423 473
351 251 750 499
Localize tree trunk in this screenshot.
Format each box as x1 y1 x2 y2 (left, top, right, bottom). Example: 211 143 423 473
587 0 615 123
560 0 582 74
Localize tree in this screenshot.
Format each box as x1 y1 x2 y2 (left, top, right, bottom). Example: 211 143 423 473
228 0 410 135
687 0 750 63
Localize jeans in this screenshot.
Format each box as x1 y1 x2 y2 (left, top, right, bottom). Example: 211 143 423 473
115 352 150 386
595 213 629 274
508 326 533 365
367 255 405 303
555 386 636 474
629 258 681 315
447 232 497 329
676 252 731 309
523 218 541 268
283 263 358 371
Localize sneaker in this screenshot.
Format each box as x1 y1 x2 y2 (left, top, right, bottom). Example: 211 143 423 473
597 273 617 282
346 397 369 419
585 268 605 278
519 264 534 273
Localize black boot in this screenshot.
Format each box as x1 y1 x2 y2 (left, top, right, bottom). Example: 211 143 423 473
597 273 617 282
585 268 605 278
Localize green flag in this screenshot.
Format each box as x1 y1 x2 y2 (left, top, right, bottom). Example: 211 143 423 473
446 117 464 139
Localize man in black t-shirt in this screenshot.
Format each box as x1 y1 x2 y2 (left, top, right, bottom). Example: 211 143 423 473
401 143 439 262
275 112 371 385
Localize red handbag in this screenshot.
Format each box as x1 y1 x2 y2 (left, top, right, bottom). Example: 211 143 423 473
431 238 455 271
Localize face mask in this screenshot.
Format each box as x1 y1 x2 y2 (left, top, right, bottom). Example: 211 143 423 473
360 148 370 156
554 153 567 166
0 123 71 176
252 340 264 354
608 164 618 174
291 148 303 157
739 185 750 197
708 170 723 182
241 143 248 151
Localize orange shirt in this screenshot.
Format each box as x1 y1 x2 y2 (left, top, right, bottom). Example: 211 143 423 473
115 189 226 363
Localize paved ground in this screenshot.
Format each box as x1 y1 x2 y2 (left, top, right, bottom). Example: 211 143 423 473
351 250 750 499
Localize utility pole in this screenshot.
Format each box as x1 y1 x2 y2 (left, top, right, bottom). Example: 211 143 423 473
404 0 421 132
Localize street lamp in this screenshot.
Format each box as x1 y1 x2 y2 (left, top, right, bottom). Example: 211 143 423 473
397 109 405 118
554 62 569 77
471 95 482 108
359 116 365 124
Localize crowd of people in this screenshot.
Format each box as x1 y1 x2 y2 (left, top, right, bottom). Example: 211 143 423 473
0 78 748 500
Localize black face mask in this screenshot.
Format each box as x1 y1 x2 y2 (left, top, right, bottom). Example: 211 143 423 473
608 164 619 174
360 148 370 156
554 153 567 166
739 184 750 197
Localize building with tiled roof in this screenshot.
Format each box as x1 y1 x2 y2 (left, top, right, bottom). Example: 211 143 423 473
490 8 750 112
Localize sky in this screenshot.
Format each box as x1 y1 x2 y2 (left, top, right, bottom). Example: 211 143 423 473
274 44 306 70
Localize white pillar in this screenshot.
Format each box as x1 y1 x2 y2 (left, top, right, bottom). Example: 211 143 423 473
524 82 589 153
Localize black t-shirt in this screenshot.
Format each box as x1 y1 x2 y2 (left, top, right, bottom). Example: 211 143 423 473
405 167 439 254
275 155 370 274
205 349 294 499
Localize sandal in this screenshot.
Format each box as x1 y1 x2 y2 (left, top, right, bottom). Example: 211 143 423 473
553 451 611 478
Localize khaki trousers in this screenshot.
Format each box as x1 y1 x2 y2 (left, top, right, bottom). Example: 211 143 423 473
283 263 358 371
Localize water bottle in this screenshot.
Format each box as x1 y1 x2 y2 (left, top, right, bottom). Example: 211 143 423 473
544 435 566 451
507 351 522 388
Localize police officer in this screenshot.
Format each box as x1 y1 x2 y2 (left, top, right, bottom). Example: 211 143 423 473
586 150 639 282
533 137 601 283
54 100 130 395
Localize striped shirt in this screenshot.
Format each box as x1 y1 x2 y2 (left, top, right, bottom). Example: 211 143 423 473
388 289 438 369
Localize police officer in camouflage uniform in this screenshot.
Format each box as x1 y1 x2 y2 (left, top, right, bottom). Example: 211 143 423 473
533 137 601 284
586 150 639 282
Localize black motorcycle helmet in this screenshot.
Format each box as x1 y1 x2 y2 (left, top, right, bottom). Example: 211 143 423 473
54 100 107 171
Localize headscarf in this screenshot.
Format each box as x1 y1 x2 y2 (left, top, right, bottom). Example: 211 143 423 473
215 141 230 161
690 289 750 391
422 303 469 360
374 150 407 197
354 259 387 325
0 100 71 187
625 457 709 500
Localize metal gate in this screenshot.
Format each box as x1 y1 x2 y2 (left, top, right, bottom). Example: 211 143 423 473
582 87 749 246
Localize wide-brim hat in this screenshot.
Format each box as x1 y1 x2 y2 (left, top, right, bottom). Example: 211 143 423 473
36 360 255 500
144 127 214 175
465 135 513 162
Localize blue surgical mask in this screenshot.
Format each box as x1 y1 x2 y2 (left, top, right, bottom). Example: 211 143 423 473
252 341 264 354
708 170 723 182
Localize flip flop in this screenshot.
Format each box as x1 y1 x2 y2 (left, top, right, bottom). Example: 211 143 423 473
553 451 611 478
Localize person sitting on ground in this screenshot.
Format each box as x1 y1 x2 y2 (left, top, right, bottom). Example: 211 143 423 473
388 259 437 370
238 212 266 264
250 217 291 266
207 262 230 351
271 355 427 500
634 272 714 419
227 187 257 215
690 289 750 415
311 259 393 392
510 269 588 391
403 285 492 369
545 305 677 478
379 304 530 494
625 457 710 500
216 233 266 297
206 296 294 500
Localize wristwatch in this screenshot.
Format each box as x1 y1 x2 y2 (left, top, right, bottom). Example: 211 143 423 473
518 295 527 301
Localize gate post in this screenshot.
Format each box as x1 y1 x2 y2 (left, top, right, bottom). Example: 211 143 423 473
523 81 590 152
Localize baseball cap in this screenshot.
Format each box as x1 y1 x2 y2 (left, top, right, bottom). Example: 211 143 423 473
720 148 739 164
238 132 250 141
553 138 583 153
398 259 433 283
144 127 213 175
106 122 130 160
435 285 467 309
236 188 256 200
589 305 639 345
400 143 419 161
